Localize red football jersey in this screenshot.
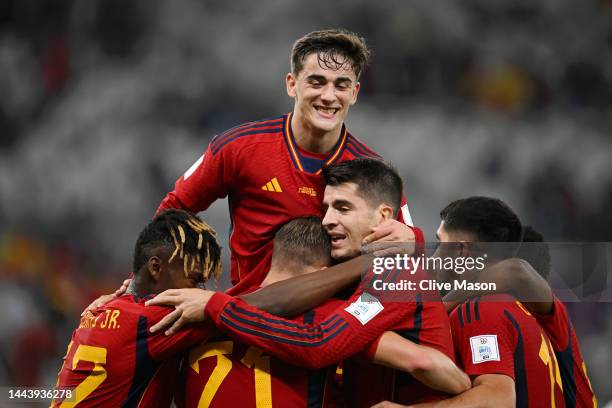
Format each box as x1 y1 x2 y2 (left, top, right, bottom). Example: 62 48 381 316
157 113 423 287
51 295 212 408
534 297 597 408
203 268 454 407
176 297 345 408
450 294 565 407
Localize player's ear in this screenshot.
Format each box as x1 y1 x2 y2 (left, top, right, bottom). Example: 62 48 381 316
147 256 162 282
350 81 361 105
286 72 297 98
378 203 393 221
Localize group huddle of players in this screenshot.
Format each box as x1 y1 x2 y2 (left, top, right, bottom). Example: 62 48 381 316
51 29 597 407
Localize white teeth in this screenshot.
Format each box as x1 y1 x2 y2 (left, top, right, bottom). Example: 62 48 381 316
315 106 338 114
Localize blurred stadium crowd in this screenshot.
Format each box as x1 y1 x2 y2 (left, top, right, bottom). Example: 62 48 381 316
0 0 611 404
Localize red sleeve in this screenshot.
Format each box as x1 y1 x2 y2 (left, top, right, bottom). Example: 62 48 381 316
532 297 570 352
204 291 415 369
450 302 516 379
157 137 237 214
146 307 213 360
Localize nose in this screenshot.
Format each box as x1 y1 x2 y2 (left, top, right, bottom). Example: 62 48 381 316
320 83 336 103
322 207 337 230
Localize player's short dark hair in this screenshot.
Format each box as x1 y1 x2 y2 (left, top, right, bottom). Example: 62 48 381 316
272 217 331 268
133 209 222 281
516 225 551 279
322 158 403 215
291 29 370 79
440 197 523 243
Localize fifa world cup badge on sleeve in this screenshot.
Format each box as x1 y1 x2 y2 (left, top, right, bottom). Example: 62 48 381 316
469 335 500 364
345 292 384 325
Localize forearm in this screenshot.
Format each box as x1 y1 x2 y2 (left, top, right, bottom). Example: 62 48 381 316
503 258 553 315
412 375 515 408
373 332 470 395
240 254 374 316
410 352 471 396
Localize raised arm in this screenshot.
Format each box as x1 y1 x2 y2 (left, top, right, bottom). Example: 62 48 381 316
240 254 374 316
443 258 554 315
203 290 413 369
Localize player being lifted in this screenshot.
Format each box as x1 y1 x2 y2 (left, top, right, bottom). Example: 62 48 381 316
176 217 469 407
149 159 458 407
157 29 423 290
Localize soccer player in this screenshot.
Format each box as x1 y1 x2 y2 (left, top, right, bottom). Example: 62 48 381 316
176 217 467 407
149 159 455 407
51 209 223 407
156 29 423 290
416 197 566 407
443 226 597 407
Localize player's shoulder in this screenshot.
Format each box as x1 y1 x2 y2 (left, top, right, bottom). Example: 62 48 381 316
208 115 286 156
344 131 384 160
451 294 523 329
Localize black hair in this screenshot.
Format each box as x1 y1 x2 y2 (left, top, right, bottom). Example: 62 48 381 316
291 29 371 79
516 225 551 279
272 216 331 268
322 158 403 214
440 196 523 243
133 209 222 281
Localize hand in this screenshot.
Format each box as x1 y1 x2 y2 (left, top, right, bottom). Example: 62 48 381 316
361 241 415 257
145 288 216 335
363 220 415 245
81 279 132 316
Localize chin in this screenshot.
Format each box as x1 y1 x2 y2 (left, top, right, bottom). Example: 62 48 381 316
309 116 341 133
332 248 358 262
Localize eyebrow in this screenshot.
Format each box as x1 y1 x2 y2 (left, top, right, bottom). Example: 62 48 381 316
332 199 353 208
306 74 353 84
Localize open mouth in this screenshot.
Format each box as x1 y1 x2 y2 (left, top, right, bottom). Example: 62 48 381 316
329 233 347 248
314 105 340 118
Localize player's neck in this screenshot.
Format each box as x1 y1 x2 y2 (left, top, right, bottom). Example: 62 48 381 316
262 263 322 287
260 269 294 287
291 113 341 154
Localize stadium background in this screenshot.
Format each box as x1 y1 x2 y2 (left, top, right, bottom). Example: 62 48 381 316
0 0 611 405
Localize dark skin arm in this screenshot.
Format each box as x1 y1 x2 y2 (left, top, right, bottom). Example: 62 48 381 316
240 254 374 316
443 258 554 315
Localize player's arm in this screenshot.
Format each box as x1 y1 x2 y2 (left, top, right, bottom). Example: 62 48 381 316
443 258 554 315
380 374 515 408
157 136 234 214
203 290 411 369
240 254 374 316
370 332 471 395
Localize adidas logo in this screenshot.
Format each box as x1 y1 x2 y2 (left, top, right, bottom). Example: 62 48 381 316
261 177 283 193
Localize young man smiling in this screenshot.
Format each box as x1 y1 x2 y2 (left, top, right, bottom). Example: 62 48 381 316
157 29 423 290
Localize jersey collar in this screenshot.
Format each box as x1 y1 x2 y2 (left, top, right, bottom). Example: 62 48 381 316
282 112 347 175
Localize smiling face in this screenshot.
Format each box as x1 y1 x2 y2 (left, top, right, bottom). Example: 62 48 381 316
286 53 360 136
322 182 384 261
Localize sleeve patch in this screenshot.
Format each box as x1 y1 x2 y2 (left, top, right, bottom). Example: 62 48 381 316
470 335 500 364
184 154 204 180
400 204 414 227
344 292 384 325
